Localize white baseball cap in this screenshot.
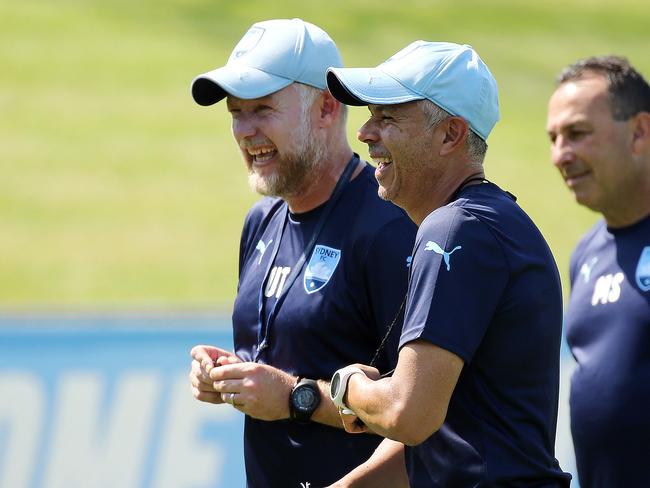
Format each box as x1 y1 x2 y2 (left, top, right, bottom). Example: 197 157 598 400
191 18 343 106
327 41 499 140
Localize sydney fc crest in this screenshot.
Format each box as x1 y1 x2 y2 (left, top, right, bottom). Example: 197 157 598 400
635 246 650 292
304 245 341 294
231 26 264 59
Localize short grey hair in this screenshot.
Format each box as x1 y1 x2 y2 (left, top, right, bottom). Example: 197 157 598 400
294 82 348 126
419 99 487 162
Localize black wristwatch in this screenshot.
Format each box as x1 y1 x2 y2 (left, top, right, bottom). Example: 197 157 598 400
289 378 321 423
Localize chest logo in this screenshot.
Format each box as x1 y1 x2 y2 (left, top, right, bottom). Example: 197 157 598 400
424 241 462 271
255 238 273 265
579 256 598 283
304 245 341 294
635 246 650 292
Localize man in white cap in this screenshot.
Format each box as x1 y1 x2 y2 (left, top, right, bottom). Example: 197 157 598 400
326 41 571 486
187 19 416 487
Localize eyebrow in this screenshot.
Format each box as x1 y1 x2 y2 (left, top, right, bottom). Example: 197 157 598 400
227 94 275 107
553 119 590 131
547 119 592 138
369 105 397 115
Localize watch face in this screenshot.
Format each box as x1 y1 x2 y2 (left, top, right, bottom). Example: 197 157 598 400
294 385 317 410
291 380 320 421
330 373 341 397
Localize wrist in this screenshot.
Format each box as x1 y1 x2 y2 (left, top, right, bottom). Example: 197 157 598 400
289 377 321 423
330 366 366 412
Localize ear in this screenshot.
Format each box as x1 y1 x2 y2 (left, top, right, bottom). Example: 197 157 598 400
631 111 650 155
314 90 340 128
439 117 469 156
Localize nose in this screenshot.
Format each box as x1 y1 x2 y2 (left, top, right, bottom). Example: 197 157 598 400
231 115 257 142
550 135 575 169
357 119 379 144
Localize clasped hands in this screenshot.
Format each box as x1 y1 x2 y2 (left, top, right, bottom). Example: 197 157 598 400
189 345 294 421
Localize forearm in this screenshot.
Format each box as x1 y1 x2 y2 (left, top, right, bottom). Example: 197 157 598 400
345 343 462 445
311 380 358 428
211 363 349 426
330 439 408 488
346 375 407 440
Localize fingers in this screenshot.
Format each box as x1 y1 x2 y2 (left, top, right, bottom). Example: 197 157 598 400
220 391 241 406
350 363 381 380
190 364 244 393
190 345 239 373
191 359 213 384
211 378 243 394
189 345 246 407
340 411 369 434
191 346 218 374
190 344 216 361
190 372 243 407
189 373 243 407
189 368 214 391
209 362 248 381
191 386 224 404
215 355 241 366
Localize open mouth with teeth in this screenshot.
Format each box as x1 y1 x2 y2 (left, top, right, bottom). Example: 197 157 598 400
372 156 393 169
248 146 278 164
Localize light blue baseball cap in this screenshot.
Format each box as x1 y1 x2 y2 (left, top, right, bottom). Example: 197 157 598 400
191 18 343 106
327 41 499 140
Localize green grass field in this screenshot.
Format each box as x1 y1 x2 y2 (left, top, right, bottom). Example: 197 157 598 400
2 0 648 309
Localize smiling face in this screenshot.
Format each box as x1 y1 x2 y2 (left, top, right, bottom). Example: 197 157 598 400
357 101 442 212
546 74 637 214
227 84 324 198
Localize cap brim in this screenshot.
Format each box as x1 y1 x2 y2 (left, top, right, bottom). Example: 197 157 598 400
191 65 293 106
327 67 423 106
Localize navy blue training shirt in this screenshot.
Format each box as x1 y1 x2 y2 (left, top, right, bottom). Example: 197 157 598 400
399 182 571 487
566 215 650 488
232 161 416 488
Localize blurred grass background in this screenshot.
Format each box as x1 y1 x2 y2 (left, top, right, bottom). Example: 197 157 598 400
1 0 648 310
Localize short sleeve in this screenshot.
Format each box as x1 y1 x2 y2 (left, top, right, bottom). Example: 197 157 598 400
399 206 509 363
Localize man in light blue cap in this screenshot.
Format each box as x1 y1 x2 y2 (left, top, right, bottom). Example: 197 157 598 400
327 41 571 487
191 18 343 106
187 19 416 487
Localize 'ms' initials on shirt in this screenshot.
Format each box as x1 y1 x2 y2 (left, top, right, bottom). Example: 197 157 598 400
591 272 624 305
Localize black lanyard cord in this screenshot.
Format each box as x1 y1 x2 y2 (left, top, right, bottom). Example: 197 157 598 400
369 172 489 377
369 293 407 370
254 155 360 361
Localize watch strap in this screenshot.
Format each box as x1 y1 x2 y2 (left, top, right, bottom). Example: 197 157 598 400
330 366 365 412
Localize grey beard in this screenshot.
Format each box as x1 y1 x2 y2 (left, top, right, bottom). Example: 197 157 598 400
248 135 326 199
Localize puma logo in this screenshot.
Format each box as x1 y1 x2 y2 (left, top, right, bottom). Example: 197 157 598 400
255 239 273 265
579 256 598 283
424 241 462 271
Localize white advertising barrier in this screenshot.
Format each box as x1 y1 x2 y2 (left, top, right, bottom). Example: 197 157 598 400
0 314 245 488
